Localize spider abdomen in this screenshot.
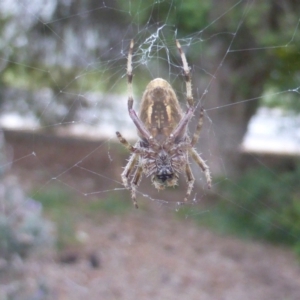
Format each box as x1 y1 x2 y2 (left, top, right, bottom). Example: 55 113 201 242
139 78 183 143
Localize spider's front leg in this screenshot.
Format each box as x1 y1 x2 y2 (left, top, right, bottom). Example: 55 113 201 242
176 39 194 108
116 131 136 152
127 39 134 111
116 131 138 191
126 40 155 142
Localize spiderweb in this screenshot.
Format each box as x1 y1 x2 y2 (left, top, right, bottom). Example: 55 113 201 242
1 0 300 297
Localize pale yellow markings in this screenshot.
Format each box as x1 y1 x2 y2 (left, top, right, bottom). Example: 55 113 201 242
147 103 153 125
153 109 160 128
166 104 172 123
160 112 164 121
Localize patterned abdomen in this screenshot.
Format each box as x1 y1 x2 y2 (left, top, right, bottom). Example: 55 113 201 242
139 78 183 143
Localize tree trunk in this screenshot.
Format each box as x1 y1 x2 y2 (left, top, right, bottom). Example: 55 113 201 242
193 25 270 178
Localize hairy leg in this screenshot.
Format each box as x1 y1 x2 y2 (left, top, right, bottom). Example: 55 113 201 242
190 148 212 189
191 107 204 147
176 40 194 108
121 153 138 189
184 163 195 202
116 131 136 152
131 165 143 208
127 39 134 110
126 40 154 141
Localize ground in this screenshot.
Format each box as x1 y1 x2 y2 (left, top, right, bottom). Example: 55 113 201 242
13 207 299 300
3 130 300 299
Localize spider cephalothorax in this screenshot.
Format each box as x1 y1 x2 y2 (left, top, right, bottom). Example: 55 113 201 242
141 144 185 189
116 40 211 208
154 149 175 182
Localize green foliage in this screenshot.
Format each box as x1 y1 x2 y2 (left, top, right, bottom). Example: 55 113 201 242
263 87 300 113
177 164 300 253
2 63 108 93
263 45 300 112
33 186 131 250
118 0 211 36
32 187 79 251
1 0 299 125
32 186 73 210
119 0 300 114
87 194 131 215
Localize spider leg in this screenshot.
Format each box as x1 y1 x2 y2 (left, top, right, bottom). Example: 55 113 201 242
164 105 195 150
189 148 212 189
164 39 196 149
191 107 204 147
117 132 157 159
128 108 155 142
116 131 136 152
127 39 134 110
176 40 194 108
131 165 143 209
184 163 195 202
121 153 138 189
126 40 157 143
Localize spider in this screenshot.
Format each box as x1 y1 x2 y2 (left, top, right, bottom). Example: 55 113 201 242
116 39 211 208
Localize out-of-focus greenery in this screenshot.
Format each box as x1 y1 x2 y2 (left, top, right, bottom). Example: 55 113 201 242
0 0 299 118
87 194 132 215
2 64 109 93
118 0 300 112
119 0 211 34
31 187 78 251
176 164 300 255
32 186 131 251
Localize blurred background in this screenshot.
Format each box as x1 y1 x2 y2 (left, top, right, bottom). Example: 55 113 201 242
1 0 300 299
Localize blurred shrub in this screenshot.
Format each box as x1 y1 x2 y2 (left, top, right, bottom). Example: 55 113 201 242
87 194 132 215
177 164 300 254
0 176 54 261
33 187 131 252
32 187 78 252
217 166 300 245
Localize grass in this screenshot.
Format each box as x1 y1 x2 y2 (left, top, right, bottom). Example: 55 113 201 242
87 194 132 214
175 165 300 256
31 185 132 251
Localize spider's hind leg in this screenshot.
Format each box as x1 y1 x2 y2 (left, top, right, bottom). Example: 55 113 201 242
184 163 195 202
190 148 212 189
131 165 143 209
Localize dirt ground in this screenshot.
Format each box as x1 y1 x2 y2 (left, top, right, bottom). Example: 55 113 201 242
3 130 300 299
10 207 297 300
